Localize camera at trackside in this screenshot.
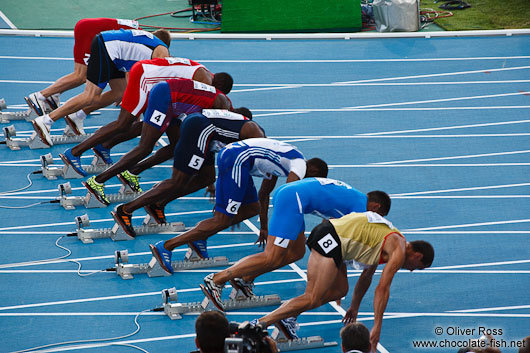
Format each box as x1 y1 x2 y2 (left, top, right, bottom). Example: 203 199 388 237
224 321 277 353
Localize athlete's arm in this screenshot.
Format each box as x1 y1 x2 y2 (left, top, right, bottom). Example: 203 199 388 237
192 68 213 85
343 265 377 324
256 176 278 247
370 233 406 352
286 171 301 183
240 122 265 140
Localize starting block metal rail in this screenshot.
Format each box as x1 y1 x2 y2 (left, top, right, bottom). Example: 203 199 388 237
275 336 337 351
271 325 338 351
0 99 34 123
70 213 185 243
161 285 282 320
58 182 143 210
41 153 110 180
3 124 93 150
113 248 229 280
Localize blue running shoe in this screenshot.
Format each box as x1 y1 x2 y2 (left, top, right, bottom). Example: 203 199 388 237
149 241 173 274
189 239 208 259
92 144 113 164
60 148 87 177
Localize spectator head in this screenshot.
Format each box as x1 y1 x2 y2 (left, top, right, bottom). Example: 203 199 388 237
340 322 371 353
195 311 230 353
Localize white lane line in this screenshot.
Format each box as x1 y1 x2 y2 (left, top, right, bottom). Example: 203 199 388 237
0 276 308 311
0 209 214 231
344 91 530 110
331 163 530 167
3 269 529 274
2 55 530 62
0 241 256 269
6 313 530 352
402 231 530 234
338 65 530 84
393 195 530 199
391 182 530 196
429 259 530 270
0 10 16 29
448 304 530 313
404 218 530 231
374 149 530 165
235 80 530 87
357 119 530 136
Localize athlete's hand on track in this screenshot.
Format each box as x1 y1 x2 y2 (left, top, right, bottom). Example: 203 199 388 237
370 326 381 353
342 306 359 324
204 184 216 202
256 229 268 248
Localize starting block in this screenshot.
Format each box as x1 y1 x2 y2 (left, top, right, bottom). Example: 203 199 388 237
70 213 185 244
58 181 143 210
0 99 34 123
41 153 110 180
113 247 230 280
2 124 93 150
272 326 338 351
162 285 282 320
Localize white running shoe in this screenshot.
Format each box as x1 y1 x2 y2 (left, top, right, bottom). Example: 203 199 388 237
45 94 60 112
32 116 53 147
24 92 47 116
64 114 85 135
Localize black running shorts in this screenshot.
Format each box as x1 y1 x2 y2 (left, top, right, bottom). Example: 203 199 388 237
306 220 343 268
86 34 125 89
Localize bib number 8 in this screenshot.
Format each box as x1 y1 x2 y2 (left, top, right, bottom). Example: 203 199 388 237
317 233 338 254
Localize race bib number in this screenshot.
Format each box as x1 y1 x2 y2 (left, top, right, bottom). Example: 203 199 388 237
166 57 191 65
149 110 166 127
365 211 393 228
117 19 139 29
202 109 246 120
132 30 153 39
273 237 290 249
315 177 352 189
188 155 205 170
226 199 241 215
193 81 216 94
317 233 338 254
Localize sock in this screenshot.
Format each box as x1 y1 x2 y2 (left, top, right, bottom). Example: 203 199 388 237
42 114 54 127
75 110 87 121
35 91 46 101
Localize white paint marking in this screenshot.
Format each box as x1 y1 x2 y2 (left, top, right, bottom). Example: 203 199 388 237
392 182 530 196
2 55 530 63
0 10 16 29
404 218 530 231
374 149 530 165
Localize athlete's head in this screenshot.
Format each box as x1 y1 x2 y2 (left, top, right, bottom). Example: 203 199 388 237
340 322 370 353
403 240 435 270
152 29 171 47
305 158 328 178
232 107 252 120
195 311 229 353
212 72 234 95
366 190 391 216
